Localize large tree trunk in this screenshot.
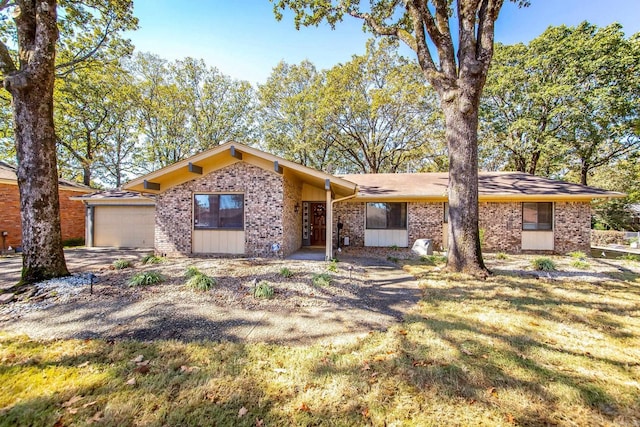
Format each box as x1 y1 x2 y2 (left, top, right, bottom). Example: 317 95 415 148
5 0 69 284
442 101 487 275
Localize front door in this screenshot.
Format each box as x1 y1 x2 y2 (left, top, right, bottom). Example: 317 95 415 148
310 203 326 246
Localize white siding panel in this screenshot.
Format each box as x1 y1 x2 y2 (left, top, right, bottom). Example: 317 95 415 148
364 229 408 247
193 230 244 254
522 231 554 250
94 206 155 248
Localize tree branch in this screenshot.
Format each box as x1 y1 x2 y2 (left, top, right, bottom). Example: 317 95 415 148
55 14 113 73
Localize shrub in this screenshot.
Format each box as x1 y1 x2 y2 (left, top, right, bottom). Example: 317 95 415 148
142 254 164 264
128 271 164 287
312 273 332 287
531 257 556 271
279 267 294 278
186 273 216 291
621 253 640 262
184 266 200 279
62 237 85 247
327 260 338 272
568 251 587 260
571 260 590 270
113 259 132 270
387 256 399 263
253 281 274 299
496 252 508 260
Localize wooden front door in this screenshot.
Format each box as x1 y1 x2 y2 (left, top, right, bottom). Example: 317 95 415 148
310 203 326 246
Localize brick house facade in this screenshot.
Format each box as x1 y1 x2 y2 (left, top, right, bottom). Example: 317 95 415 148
0 161 90 251
122 143 621 258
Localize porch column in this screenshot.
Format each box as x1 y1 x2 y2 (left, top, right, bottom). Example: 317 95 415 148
325 182 332 261
86 205 94 247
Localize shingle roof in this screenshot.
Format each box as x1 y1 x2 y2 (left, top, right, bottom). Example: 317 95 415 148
339 171 624 201
74 190 156 200
0 160 92 191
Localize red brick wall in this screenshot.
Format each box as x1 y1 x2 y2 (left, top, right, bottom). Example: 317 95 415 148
0 183 86 249
0 183 22 248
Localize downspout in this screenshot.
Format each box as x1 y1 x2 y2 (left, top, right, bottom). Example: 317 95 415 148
327 189 358 260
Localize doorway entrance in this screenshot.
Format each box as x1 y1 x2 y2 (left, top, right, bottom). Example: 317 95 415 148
310 202 326 246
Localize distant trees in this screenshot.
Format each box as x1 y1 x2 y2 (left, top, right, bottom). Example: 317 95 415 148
480 23 640 185
258 40 445 174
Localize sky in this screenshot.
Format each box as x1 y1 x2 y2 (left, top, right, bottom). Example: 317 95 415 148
127 0 640 85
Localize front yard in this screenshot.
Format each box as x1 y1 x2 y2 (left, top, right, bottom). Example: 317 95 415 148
1 252 639 426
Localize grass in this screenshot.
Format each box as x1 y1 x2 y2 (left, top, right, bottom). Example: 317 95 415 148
128 271 165 287
184 266 200 279
253 281 274 299
420 253 447 265
1 256 639 426
327 260 338 272
311 272 332 287
112 259 132 270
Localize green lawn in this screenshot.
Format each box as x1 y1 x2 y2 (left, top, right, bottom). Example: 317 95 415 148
1 255 639 426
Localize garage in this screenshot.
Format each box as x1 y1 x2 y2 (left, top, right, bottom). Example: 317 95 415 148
94 205 155 248
72 191 156 249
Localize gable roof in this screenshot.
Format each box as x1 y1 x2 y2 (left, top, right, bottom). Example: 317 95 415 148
0 160 92 192
70 190 156 205
339 171 624 202
124 141 358 197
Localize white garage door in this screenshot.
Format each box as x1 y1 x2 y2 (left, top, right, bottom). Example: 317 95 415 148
94 205 155 248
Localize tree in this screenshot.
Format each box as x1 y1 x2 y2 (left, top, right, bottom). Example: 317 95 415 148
272 0 527 274
0 0 136 284
319 39 444 173
258 60 338 170
480 23 640 185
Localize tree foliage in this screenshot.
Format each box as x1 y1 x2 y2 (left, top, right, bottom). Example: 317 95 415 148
481 23 640 185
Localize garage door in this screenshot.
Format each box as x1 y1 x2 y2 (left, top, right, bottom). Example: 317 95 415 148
94 205 155 248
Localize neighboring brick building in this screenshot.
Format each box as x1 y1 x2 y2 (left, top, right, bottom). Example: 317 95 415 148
0 161 91 251
119 142 623 258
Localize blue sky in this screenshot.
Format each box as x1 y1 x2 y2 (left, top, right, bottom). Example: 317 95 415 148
127 0 640 85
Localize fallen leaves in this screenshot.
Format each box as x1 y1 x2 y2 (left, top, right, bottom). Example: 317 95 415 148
298 402 310 412
238 406 248 418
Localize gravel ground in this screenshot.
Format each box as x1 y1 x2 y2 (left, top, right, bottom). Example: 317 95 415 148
1 247 638 345
0 252 421 345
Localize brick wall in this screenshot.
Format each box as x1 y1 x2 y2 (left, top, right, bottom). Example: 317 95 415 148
0 183 85 249
0 183 21 248
408 202 444 250
554 201 591 254
282 171 302 256
333 202 364 248
155 162 289 257
478 202 522 252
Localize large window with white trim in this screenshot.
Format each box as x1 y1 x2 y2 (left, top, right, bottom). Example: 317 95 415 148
194 194 244 229
522 202 553 231
366 202 407 229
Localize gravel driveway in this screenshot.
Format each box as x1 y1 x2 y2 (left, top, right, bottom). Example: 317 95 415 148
0 249 421 345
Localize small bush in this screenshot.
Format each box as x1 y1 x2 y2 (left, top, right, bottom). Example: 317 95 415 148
113 259 132 270
186 273 216 291
312 273 332 287
387 256 399 263
253 281 274 299
142 254 164 265
571 260 590 270
420 254 447 265
128 271 164 287
279 267 294 278
62 237 85 247
531 257 556 271
620 253 640 262
327 260 338 272
184 266 200 279
568 251 587 260
496 252 508 260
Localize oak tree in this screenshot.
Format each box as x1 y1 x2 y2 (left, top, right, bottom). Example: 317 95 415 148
272 0 528 274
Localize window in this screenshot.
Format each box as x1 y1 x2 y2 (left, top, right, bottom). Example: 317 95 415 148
366 202 407 229
522 202 553 230
194 194 244 229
